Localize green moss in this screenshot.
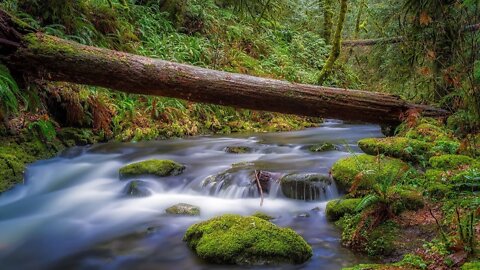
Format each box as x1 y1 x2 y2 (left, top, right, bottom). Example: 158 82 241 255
0 135 64 193
252 212 274 221
309 143 336 152
404 123 450 142
391 187 424 213
461 262 480 270
429 155 475 170
365 221 398 256
331 154 410 193
358 137 432 163
119 159 185 178
183 214 312 265
57 128 100 147
426 183 452 199
326 198 361 221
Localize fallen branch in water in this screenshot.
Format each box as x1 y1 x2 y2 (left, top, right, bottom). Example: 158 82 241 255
254 170 264 207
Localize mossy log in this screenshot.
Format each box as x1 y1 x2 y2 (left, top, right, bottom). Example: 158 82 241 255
0 10 448 125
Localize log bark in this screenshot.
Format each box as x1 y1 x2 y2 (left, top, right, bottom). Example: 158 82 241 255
0 33 449 125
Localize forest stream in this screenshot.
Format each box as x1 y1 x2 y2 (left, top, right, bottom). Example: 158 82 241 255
0 121 383 270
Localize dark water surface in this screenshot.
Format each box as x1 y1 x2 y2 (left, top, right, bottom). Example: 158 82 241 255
0 120 383 270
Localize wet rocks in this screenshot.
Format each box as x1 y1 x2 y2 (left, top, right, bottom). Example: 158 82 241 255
183 214 312 265
224 146 252 154
279 173 332 201
123 180 152 197
119 159 185 178
308 143 337 152
166 203 200 216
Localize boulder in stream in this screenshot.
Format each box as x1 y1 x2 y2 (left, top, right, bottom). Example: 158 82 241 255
122 180 152 197
119 159 185 178
183 214 312 265
166 203 200 216
224 146 253 154
280 173 332 201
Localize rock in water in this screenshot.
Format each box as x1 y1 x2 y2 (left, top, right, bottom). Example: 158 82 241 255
183 214 312 265
308 143 337 152
166 203 200 216
119 159 185 178
280 173 332 201
122 180 152 197
224 146 253 154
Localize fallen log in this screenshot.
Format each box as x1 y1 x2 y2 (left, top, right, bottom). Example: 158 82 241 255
0 12 448 125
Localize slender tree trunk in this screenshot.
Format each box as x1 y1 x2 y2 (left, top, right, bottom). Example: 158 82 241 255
323 0 334 44
318 0 348 84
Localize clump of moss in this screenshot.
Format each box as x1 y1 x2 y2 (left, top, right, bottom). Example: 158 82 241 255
309 143 336 152
224 146 252 154
0 135 64 193
390 187 424 213
429 154 475 170
326 198 361 221
183 214 312 265
462 262 480 270
404 122 451 142
57 128 100 147
358 137 432 163
119 159 185 178
331 154 410 193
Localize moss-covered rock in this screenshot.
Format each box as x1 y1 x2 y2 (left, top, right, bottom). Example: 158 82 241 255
326 198 361 221
183 214 312 265
331 154 410 193
280 173 332 201
166 203 200 216
224 146 252 154
429 154 475 170
119 159 185 178
358 137 432 163
0 135 64 193
309 143 336 152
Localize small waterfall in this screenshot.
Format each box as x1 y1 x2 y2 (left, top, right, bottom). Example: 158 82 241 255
196 168 339 202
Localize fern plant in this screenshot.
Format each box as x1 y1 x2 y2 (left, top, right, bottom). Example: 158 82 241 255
0 64 24 121
28 119 57 142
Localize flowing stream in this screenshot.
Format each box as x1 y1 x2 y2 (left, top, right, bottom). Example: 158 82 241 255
0 120 383 270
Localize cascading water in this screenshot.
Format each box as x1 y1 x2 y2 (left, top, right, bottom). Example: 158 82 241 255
0 120 382 270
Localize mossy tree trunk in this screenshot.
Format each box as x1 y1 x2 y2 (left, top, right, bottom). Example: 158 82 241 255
318 0 348 84
323 0 334 44
0 10 448 125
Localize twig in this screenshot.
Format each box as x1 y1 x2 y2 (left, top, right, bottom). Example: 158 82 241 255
254 170 264 207
429 207 448 243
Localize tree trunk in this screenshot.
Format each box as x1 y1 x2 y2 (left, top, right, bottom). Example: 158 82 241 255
318 0 348 84
323 0 333 44
0 13 448 125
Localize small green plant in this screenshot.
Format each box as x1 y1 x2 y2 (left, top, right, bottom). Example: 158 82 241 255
28 119 57 142
0 64 23 119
